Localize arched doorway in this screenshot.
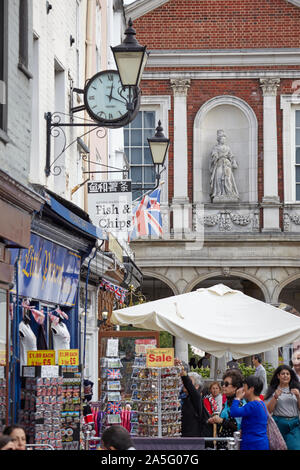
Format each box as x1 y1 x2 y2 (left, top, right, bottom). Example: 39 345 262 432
192 275 265 301
142 275 175 302
277 279 300 366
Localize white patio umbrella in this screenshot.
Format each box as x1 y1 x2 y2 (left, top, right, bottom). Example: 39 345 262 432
111 284 300 358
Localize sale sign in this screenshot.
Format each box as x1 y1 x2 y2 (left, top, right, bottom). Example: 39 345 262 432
58 349 79 366
146 348 175 368
27 350 55 366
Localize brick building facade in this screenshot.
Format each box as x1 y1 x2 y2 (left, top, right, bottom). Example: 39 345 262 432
125 0 300 372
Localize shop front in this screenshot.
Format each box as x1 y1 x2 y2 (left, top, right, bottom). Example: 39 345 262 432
0 170 44 432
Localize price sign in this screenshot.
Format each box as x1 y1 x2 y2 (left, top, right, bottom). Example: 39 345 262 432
27 350 56 366
146 348 175 368
58 349 79 366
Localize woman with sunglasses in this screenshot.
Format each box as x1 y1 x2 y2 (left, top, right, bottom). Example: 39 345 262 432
265 364 300 450
208 369 246 449
230 375 269 450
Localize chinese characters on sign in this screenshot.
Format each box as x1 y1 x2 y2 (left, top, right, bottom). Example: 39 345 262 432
87 180 132 237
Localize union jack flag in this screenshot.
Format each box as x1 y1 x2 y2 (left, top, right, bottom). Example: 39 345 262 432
129 188 162 241
107 402 122 414
106 369 121 379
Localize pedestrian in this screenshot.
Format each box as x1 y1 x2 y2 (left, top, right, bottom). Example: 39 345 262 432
0 435 15 450
189 357 197 370
175 358 213 439
203 381 225 415
198 353 210 368
3 424 27 451
252 354 268 395
100 425 135 450
265 364 300 450
208 369 246 449
291 349 300 382
230 375 269 450
226 357 239 370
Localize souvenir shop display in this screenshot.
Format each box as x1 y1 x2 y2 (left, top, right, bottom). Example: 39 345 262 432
19 366 63 450
0 368 6 433
100 339 123 433
130 356 182 438
60 365 82 450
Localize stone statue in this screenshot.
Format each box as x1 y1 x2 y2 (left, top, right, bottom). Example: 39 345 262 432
209 130 239 203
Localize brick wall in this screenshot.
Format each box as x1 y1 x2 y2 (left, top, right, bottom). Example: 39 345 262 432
133 0 300 50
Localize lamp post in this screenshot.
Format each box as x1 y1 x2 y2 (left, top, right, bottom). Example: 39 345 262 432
148 120 170 188
111 18 149 112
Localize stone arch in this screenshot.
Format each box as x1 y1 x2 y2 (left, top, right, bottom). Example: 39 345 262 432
274 274 300 306
141 270 179 297
184 270 269 302
193 95 258 204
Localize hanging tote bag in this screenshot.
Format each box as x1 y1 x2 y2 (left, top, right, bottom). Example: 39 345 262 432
259 401 287 450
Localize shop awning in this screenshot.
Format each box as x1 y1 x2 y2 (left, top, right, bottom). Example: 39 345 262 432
111 284 300 358
45 191 106 241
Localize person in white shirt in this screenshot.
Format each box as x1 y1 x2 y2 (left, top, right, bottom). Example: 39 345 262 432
252 354 268 396
292 349 300 382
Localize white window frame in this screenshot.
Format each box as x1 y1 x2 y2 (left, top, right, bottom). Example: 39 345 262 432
281 94 300 203
138 95 171 204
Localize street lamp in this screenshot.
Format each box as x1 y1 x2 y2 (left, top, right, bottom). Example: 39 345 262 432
111 18 149 112
148 120 170 168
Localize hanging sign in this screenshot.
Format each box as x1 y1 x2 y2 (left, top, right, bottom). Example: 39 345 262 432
87 180 132 234
58 349 79 366
10 233 81 306
146 348 175 368
27 350 56 366
135 339 157 355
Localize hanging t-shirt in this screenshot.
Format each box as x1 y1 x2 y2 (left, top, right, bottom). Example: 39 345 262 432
19 321 37 368
51 322 70 350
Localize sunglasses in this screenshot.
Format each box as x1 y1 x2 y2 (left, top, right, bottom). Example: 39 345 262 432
221 381 233 387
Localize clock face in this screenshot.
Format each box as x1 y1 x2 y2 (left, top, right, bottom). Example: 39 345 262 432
84 70 135 125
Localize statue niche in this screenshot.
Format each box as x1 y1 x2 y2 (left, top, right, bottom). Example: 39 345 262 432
209 129 239 203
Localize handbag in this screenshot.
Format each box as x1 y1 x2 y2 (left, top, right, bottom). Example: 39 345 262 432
259 401 287 450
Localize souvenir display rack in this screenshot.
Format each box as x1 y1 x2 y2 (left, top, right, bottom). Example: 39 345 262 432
130 357 182 438
99 339 123 435
61 365 82 450
20 366 63 450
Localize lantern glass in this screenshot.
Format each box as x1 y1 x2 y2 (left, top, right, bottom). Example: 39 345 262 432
113 49 147 87
148 140 169 165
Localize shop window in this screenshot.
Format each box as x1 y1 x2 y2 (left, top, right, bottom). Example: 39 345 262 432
124 111 156 200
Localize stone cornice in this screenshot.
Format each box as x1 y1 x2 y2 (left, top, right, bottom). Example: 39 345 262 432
145 48 300 68
0 170 44 214
125 0 170 21
143 70 300 80
287 0 300 7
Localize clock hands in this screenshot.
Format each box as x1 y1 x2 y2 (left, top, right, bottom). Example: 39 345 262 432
106 94 126 105
108 83 114 102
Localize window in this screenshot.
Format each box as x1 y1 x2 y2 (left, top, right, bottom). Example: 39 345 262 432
18 0 32 78
296 110 300 201
124 111 156 200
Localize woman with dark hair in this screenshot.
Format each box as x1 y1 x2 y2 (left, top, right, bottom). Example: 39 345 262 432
265 364 300 450
3 424 26 451
230 375 269 450
208 369 246 449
